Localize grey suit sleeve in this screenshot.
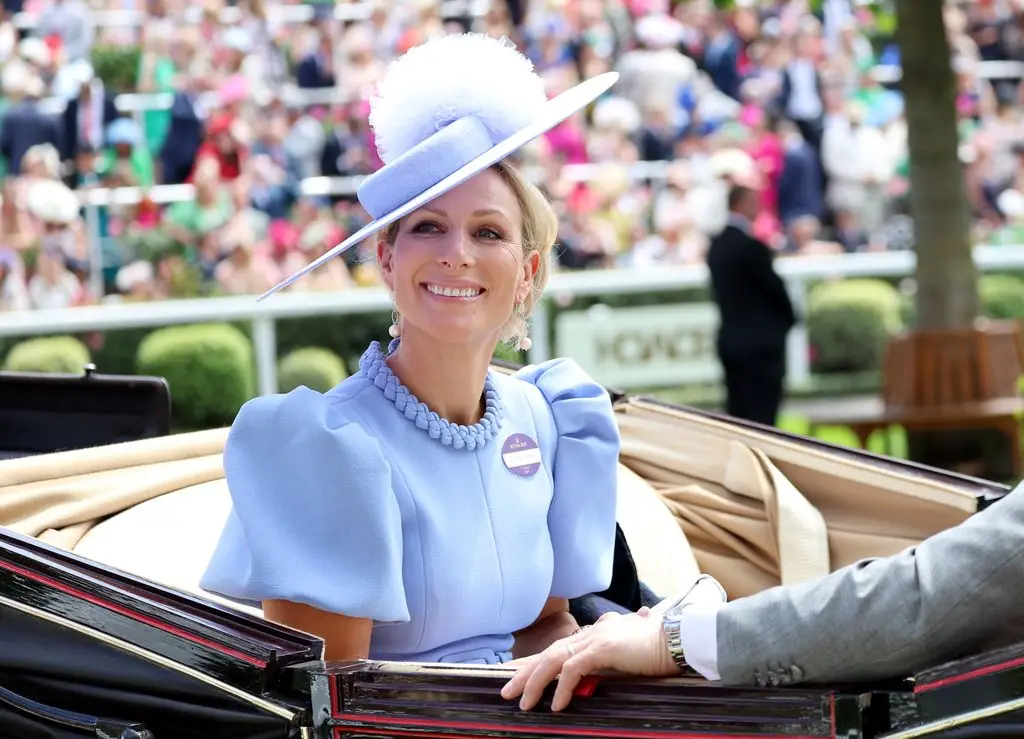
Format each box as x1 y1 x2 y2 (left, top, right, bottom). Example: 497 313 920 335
715 486 1024 686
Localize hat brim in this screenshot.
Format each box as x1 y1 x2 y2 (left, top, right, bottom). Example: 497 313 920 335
257 71 619 301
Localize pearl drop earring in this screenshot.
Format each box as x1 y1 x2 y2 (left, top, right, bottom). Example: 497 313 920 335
518 336 533 352
388 323 401 338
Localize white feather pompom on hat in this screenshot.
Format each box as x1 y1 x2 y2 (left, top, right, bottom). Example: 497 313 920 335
368 34 548 165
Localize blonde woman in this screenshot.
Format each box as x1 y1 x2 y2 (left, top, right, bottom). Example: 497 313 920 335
202 34 622 665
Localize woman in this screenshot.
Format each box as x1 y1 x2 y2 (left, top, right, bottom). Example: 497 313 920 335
201 33 622 664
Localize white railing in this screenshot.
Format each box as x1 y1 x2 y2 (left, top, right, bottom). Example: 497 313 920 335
3 247 1024 396
14 0 491 29
871 59 1024 84
36 59 1020 118
37 84 355 119
74 160 671 207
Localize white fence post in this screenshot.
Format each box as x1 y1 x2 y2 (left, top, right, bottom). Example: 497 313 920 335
786 279 811 388
252 317 279 397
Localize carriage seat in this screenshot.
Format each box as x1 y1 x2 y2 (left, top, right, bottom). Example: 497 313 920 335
71 480 264 617
71 463 701 620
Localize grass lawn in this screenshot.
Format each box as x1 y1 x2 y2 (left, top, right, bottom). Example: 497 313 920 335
646 380 910 461
777 414 909 459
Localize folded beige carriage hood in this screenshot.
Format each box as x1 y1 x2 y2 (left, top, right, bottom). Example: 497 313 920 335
0 429 229 549
614 398 980 598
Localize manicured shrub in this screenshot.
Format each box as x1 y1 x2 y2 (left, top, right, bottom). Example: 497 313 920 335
2 336 90 374
278 347 348 393
136 323 254 429
807 279 904 373
980 274 1024 321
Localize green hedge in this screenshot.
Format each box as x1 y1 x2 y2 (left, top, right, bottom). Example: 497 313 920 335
2 336 91 374
805 273 1024 375
807 279 905 373
980 274 1024 320
91 45 141 93
136 324 254 429
278 348 348 393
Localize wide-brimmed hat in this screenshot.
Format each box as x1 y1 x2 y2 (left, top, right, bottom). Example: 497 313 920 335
258 33 617 300
26 180 81 225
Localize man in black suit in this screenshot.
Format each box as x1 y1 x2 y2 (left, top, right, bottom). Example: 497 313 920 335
706 185 797 426
61 74 121 166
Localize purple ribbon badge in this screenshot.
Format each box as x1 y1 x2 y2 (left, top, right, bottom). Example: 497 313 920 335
501 433 541 477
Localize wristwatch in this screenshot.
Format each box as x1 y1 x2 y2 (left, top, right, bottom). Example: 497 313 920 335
660 575 727 673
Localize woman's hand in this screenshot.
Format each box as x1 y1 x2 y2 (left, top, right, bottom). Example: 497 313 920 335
501 609 678 712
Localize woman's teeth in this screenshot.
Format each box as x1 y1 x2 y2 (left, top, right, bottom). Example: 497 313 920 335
426 285 482 298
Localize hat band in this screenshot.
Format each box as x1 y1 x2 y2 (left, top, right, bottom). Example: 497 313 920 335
357 116 494 219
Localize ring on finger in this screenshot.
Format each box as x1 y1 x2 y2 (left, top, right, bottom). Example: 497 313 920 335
564 643 575 658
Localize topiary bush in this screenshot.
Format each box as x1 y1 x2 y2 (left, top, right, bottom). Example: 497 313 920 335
980 274 1024 321
277 347 348 393
275 311 393 364
807 279 904 374
136 323 255 429
2 336 90 374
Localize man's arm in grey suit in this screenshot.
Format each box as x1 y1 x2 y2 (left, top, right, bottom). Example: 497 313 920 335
707 487 1024 686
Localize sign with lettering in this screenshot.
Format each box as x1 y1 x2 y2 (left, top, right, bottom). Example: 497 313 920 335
554 304 721 389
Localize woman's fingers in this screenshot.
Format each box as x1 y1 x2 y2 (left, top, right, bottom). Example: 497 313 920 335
500 658 535 700
516 639 576 710
550 647 606 712
511 630 597 710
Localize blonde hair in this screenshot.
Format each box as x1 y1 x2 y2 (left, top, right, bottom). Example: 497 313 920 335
381 160 558 348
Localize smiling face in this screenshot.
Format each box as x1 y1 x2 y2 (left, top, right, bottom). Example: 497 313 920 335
377 167 540 349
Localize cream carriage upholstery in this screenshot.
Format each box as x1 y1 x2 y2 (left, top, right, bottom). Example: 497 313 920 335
0 400 979 616
72 480 265 617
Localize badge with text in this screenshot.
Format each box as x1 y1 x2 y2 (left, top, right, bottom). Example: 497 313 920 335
502 433 541 477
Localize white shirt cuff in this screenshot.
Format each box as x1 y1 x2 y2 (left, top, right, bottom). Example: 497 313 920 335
679 601 723 681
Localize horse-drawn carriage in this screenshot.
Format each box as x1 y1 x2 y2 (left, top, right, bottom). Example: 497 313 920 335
0 366 1018 739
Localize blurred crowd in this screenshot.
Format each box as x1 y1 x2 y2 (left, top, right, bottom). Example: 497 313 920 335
1 0 1024 311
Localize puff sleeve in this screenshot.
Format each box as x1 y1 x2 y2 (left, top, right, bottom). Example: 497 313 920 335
515 358 620 600
200 387 409 623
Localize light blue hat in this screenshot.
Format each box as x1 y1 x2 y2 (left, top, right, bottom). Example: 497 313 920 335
258 33 617 300
107 117 141 147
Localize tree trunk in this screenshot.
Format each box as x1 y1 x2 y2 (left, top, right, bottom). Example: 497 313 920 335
895 0 979 328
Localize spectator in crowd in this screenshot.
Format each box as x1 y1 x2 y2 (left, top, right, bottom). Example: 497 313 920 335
0 64 62 177
33 0 94 65
776 119 824 234
60 67 119 167
0 246 29 310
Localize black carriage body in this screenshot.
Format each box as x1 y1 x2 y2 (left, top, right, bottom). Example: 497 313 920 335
315 660 906 739
0 369 1019 739
0 527 320 738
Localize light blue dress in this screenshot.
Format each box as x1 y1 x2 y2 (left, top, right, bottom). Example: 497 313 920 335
200 340 620 664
